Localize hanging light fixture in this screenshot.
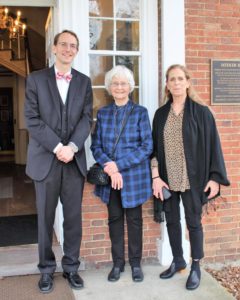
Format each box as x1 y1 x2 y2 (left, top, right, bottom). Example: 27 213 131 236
0 7 27 58
0 7 27 39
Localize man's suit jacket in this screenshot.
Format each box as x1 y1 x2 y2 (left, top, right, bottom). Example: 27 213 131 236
24 66 93 181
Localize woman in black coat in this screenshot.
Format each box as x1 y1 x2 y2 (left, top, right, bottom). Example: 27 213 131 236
152 64 230 290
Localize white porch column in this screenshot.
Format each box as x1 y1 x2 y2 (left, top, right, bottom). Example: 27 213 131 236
141 0 159 122
56 0 90 74
158 0 190 266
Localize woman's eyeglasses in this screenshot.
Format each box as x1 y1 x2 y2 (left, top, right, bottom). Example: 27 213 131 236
111 82 129 88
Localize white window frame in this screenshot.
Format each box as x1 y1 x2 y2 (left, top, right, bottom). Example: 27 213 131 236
57 0 158 167
89 5 141 102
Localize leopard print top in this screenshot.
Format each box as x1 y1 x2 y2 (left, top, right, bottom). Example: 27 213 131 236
164 106 190 192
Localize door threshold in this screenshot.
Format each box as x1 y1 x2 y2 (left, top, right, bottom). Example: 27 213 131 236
0 244 63 277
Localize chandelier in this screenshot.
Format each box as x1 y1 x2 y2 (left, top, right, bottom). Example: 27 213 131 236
0 7 27 59
0 7 26 39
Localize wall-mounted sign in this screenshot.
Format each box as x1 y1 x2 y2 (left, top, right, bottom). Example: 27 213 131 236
211 59 240 105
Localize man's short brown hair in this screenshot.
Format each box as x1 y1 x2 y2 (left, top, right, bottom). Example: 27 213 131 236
53 30 79 50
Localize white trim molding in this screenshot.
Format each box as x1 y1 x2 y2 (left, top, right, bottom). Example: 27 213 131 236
141 0 159 122
161 0 185 82
0 0 56 6
57 0 90 75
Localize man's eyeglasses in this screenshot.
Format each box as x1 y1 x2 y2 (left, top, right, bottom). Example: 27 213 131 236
111 82 129 88
58 42 78 50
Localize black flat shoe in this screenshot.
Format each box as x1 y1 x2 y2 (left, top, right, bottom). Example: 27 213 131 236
38 273 54 294
108 266 124 282
160 261 187 279
132 266 144 282
63 271 84 289
186 269 201 290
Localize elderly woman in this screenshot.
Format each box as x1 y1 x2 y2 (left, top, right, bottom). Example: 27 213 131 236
152 64 230 290
91 65 153 282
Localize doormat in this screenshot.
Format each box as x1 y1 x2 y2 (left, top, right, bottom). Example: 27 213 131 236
0 273 75 300
0 177 13 199
0 214 38 247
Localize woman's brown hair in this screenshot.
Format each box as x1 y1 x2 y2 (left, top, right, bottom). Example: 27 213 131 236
162 64 204 105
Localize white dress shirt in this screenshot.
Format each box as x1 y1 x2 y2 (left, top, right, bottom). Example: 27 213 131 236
55 66 71 104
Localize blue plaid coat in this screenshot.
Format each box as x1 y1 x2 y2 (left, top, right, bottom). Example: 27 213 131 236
91 100 153 208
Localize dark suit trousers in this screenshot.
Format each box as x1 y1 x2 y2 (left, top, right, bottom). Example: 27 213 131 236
164 190 204 260
107 189 143 268
34 158 84 274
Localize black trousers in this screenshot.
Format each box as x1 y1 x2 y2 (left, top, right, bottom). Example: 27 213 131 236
34 158 84 274
107 189 143 267
164 190 204 260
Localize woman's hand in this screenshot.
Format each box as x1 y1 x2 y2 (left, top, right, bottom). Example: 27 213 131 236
111 172 123 190
104 161 119 176
204 180 219 199
152 177 169 201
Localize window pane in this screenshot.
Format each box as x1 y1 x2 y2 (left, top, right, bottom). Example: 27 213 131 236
90 56 113 85
116 56 139 85
115 0 139 18
93 88 113 118
131 88 139 104
116 21 139 51
89 0 113 17
90 19 114 50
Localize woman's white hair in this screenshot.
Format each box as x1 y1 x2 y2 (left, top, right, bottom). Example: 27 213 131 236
105 65 135 95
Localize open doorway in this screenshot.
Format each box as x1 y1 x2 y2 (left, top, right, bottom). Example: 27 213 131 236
0 5 63 276
0 3 49 231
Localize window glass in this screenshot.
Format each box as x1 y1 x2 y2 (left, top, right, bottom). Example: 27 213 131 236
131 88 139 104
89 0 113 17
115 0 139 18
116 21 139 51
90 55 113 86
89 0 140 115
116 56 139 85
90 19 113 50
93 88 113 118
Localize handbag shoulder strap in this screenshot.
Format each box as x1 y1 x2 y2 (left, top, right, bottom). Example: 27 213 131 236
111 105 134 156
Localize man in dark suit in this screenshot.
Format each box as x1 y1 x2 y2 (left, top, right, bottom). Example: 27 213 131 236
24 30 93 293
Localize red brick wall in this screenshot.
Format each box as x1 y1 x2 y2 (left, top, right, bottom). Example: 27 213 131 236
185 0 240 263
81 184 160 268
80 0 240 268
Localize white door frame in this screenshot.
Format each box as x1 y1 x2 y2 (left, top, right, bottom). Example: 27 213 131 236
0 0 64 245
0 0 56 6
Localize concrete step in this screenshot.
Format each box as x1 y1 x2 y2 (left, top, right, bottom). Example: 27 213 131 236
0 244 62 277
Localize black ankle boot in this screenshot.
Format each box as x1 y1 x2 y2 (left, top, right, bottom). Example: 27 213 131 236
186 260 201 290
160 257 187 279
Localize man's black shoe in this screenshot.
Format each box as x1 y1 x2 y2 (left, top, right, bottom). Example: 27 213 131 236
160 261 187 279
186 269 201 290
132 266 144 282
38 273 54 294
63 271 84 289
108 266 124 282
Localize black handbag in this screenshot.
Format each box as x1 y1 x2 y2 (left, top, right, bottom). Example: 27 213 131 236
87 105 134 186
87 163 110 185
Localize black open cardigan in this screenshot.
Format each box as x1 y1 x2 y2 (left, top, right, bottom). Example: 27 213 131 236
152 97 230 217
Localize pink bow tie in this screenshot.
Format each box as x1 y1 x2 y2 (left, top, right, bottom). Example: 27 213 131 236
56 72 72 82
